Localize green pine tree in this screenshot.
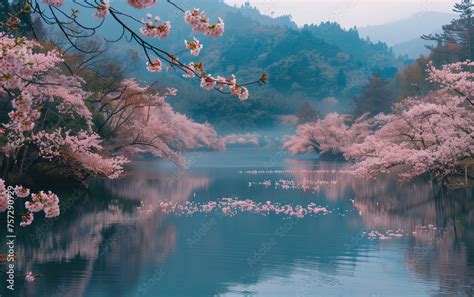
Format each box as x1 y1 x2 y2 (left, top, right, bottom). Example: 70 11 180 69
422 0 473 61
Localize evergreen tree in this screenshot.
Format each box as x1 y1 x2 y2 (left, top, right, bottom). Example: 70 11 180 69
12 0 37 38
297 102 320 124
336 69 347 88
422 0 473 60
353 74 395 116
0 0 11 29
0 0 41 38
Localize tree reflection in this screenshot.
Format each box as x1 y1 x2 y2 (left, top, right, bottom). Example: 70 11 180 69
9 163 210 297
288 159 474 296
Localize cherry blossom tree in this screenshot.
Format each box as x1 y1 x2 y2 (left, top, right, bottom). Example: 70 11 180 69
285 61 473 185
346 61 473 184
0 33 223 225
0 33 128 225
0 34 128 182
283 113 374 157
97 78 223 167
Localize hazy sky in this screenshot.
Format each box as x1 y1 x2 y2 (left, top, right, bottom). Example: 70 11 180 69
224 0 458 28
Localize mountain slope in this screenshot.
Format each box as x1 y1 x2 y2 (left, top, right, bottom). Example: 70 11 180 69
358 11 455 45
392 37 436 59
57 0 406 131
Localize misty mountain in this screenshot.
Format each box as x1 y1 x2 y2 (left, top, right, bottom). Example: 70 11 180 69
358 11 456 58
358 11 455 45
392 37 436 59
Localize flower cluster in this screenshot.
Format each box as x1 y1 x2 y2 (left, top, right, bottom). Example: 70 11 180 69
25 272 37 282
427 61 474 98
128 0 156 9
95 0 110 18
0 180 61 227
221 74 249 100
20 213 34 227
1 34 92 154
8 92 40 133
181 62 200 78
184 37 203 56
25 191 60 219
190 70 249 100
14 186 30 198
184 9 225 37
230 84 250 101
140 14 171 39
0 179 8 213
146 59 163 72
42 0 64 7
200 76 215 90
31 129 129 180
283 113 373 155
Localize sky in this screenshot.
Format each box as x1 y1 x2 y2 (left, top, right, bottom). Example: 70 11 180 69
224 0 458 28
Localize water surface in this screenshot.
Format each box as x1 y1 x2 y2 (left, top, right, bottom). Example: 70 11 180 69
4 148 474 297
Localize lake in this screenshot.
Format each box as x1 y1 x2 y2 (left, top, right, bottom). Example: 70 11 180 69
4 148 474 297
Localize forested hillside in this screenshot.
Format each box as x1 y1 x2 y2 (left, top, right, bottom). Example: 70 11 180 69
48 0 406 131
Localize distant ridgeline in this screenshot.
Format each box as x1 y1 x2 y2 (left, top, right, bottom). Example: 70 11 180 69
56 0 407 130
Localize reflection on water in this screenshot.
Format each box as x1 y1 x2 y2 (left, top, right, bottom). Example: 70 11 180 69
2 149 473 297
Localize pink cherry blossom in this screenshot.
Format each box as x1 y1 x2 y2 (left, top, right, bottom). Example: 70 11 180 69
165 88 178 96
25 201 44 213
1 179 61 226
284 113 374 155
20 213 34 227
25 191 61 219
184 9 225 37
31 129 129 180
230 85 249 101
182 62 198 78
427 61 474 98
14 186 30 198
205 18 225 37
25 272 36 282
146 59 163 72
214 76 227 91
184 9 205 28
95 0 110 18
127 0 156 9
285 61 473 183
345 62 473 182
0 179 8 213
140 14 171 39
42 0 64 7
0 34 92 142
200 76 216 90
185 37 203 56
